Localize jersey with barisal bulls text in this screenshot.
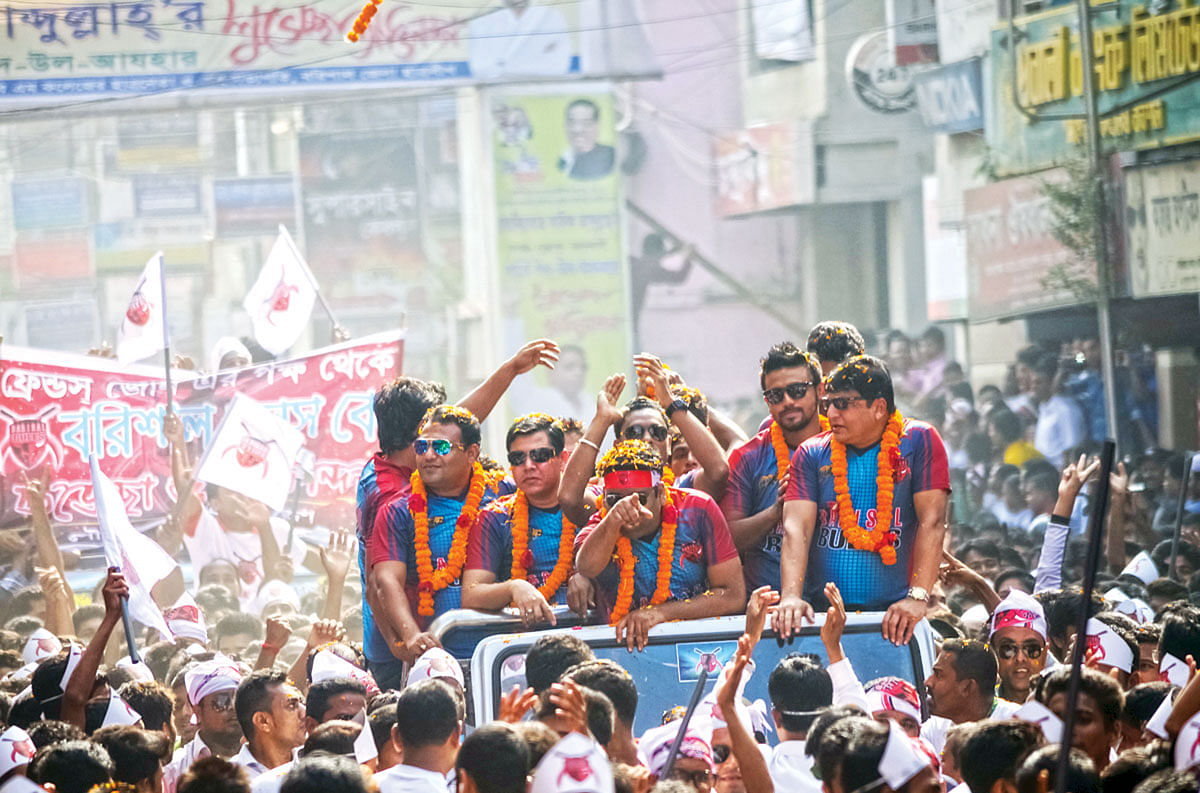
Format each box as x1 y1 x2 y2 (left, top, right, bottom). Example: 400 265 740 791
467 494 571 605
574 487 739 621
785 418 949 609
721 425 792 591
367 479 502 626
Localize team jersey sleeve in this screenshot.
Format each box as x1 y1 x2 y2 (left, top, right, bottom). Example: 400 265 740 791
720 441 756 517
366 499 413 568
466 503 507 575
909 424 952 493
698 495 740 565
785 440 822 503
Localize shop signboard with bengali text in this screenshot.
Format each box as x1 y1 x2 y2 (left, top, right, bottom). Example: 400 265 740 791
0 0 660 102
963 169 1087 319
988 0 1200 174
1125 159 1200 297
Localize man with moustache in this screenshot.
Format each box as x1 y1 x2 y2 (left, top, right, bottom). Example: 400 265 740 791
464 414 581 628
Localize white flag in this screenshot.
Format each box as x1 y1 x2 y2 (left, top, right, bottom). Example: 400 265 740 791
243 227 318 356
117 252 168 364
89 457 173 639
194 393 305 512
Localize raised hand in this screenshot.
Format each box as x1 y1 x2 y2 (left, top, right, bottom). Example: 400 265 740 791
595 373 627 427
264 615 292 650
745 586 779 648
306 618 344 648
605 494 653 531
101 567 130 616
548 680 589 736
633 353 672 405
163 412 186 449
1059 454 1101 501
820 582 847 659
507 339 560 376
498 684 538 723
319 529 355 583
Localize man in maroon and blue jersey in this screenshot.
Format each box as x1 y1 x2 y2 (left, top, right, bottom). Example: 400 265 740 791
575 440 745 652
777 355 949 647
722 343 824 591
464 413 579 628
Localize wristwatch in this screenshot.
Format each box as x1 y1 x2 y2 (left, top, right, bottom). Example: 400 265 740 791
907 586 930 603
665 398 689 419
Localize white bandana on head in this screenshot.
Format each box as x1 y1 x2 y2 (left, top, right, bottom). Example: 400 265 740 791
0 727 35 778
1120 551 1159 585
530 732 614 793
406 647 464 689
1013 701 1064 743
1160 653 1190 687
988 591 1048 642
1084 618 1135 674
311 650 379 696
102 694 143 727
21 630 61 666
184 655 243 707
1174 712 1200 771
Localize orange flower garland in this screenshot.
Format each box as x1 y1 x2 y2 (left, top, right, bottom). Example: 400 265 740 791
510 490 576 601
344 0 381 42
830 411 905 565
410 462 487 617
608 487 678 625
662 468 675 486
769 421 790 483
819 414 831 432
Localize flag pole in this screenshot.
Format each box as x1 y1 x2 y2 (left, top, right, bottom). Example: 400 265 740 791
1169 452 1194 582
156 252 175 416
278 225 347 340
661 667 711 780
88 456 142 663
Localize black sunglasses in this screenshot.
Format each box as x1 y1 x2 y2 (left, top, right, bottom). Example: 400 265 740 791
713 744 732 764
820 396 868 412
994 641 1044 660
622 424 669 442
763 381 815 405
603 491 650 509
507 447 556 466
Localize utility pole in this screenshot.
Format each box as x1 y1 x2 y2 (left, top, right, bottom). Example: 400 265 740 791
1074 0 1121 449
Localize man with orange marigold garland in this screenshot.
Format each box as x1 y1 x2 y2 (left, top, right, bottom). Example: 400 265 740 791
463 413 588 628
722 343 824 592
575 440 745 652
368 405 503 667
775 355 949 647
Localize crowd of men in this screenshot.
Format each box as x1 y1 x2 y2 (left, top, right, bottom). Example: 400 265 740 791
0 319 1199 793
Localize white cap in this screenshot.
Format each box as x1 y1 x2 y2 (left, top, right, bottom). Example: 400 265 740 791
865 677 922 723
116 658 156 684
249 580 301 617
0 727 35 777
311 650 379 695
1120 551 1159 585
406 647 464 689
352 709 378 764
101 694 143 727
59 643 82 692
1145 689 1176 739
21 629 61 666
530 732 614 793
1113 597 1155 624
209 336 252 372
637 720 714 778
1174 712 1200 771
1013 701 1063 743
164 594 209 644
1160 652 1190 687
184 655 243 707
960 603 991 635
988 591 1048 642
1084 618 1134 674
878 720 933 789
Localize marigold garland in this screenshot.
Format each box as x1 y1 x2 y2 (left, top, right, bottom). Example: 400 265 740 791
819 414 831 432
662 468 675 486
769 421 790 483
411 462 487 617
344 0 381 42
510 490 576 601
608 487 679 625
830 411 904 565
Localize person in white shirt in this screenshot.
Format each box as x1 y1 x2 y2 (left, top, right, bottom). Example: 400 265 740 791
1031 356 1086 467
921 639 1021 755
232 670 306 780
373 680 461 793
250 721 367 793
765 649 832 792
163 658 245 793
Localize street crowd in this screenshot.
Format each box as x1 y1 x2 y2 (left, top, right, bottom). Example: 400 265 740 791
0 320 1198 793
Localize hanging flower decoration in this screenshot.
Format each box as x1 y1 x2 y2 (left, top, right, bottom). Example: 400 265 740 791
510 490 576 601
344 0 381 42
830 410 905 565
411 462 487 617
769 421 790 483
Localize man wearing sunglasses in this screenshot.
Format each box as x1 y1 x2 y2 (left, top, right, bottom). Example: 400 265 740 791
559 354 730 526
575 441 745 652
987 590 1049 704
165 657 245 790
464 414 586 627
369 406 502 668
722 343 824 592
776 355 949 647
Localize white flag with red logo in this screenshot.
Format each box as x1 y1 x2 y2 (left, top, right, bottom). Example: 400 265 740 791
117 252 168 365
194 393 305 512
243 227 318 356
89 457 173 639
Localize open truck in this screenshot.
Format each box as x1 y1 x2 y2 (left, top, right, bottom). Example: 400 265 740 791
427 606 940 735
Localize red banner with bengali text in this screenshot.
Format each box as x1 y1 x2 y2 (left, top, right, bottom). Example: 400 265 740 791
0 331 402 534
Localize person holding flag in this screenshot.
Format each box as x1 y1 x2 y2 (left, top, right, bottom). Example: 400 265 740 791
116 253 168 366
